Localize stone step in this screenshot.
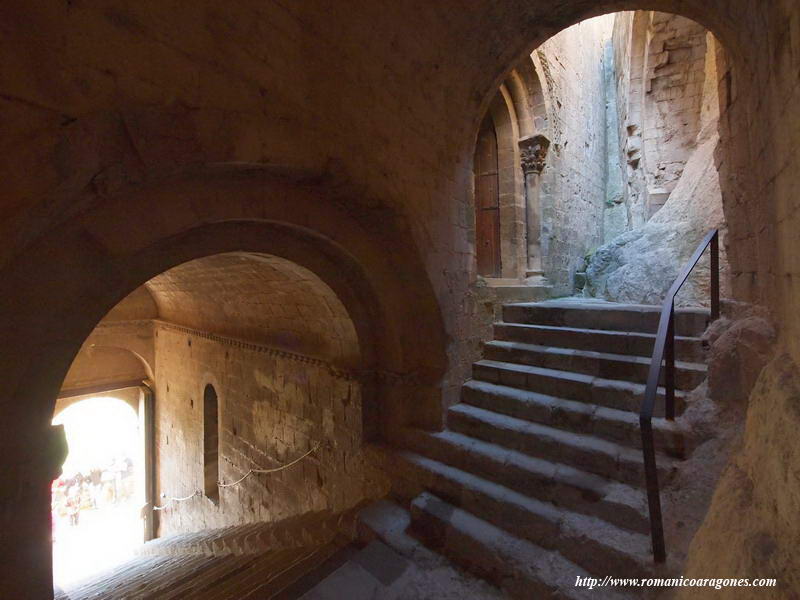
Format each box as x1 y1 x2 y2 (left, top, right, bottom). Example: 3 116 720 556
354 499 506 598
398 428 650 534
409 492 635 599
462 380 689 457
493 322 706 362
398 453 651 577
293 540 411 600
502 301 710 336
483 339 706 391
473 359 688 417
447 403 677 487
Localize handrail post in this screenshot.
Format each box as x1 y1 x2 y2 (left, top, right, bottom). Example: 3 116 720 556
710 232 720 320
665 304 675 421
641 419 666 563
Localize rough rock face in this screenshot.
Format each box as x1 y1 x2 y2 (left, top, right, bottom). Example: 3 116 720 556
658 308 774 574
583 131 725 306
677 355 800 598
705 314 776 410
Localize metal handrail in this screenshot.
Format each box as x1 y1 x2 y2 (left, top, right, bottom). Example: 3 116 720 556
640 229 719 563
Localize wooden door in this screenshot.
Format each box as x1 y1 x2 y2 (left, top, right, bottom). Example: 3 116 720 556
474 116 501 277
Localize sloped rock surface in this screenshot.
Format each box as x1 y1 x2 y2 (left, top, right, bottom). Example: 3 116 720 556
584 132 726 307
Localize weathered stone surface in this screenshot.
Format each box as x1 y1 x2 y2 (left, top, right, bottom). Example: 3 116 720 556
583 25 731 307
706 315 776 410
583 131 725 306
677 356 800 598
154 320 388 536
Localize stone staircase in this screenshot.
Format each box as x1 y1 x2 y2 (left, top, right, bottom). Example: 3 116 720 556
386 299 710 598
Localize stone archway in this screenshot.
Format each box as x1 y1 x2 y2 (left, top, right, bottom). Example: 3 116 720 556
0 166 448 598
0 167 448 433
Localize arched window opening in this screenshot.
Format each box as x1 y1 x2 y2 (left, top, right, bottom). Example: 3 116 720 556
203 384 220 505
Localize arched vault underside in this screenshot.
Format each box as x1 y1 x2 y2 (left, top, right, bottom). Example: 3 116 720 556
0 167 449 448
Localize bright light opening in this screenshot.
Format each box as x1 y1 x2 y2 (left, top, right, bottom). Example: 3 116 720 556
51 396 143 589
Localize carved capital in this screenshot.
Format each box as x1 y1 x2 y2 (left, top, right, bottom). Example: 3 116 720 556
519 134 551 176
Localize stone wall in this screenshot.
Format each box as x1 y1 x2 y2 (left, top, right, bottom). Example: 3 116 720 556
535 16 612 294
152 322 387 536
463 17 614 387
603 37 627 243
612 11 710 228
584 18 729 306
641 13 708 215
677 354 800 598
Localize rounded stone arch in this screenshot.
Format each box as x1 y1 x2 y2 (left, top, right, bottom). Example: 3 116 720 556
54 388 142 423
505 59 549 139
471 0 743 151
470 1 743 154
471 51 558 284
60 343 152 395
86 344 155 382
465 1 744 292
0 166 449 451
485 86 526 279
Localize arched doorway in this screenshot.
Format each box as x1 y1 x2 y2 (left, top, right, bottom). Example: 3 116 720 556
51 396 143 589
48 243 380 595
0 170 447 598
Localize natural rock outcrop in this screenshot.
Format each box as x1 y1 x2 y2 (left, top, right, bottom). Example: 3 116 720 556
660 308 775 571
583 130 726 306
677 355 800 598
705 313 776 410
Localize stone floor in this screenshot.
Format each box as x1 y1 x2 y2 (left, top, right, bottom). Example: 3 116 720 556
53 503 501 600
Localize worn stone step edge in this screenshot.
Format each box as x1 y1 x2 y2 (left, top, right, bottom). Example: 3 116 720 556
502 302 709 336
398 427 650 535
473 359 689 417
354 499 509 598
483 339 706 390
409 492 635 600
399 451 651 578
447 403 678 487
493 322 706 361
462 379 690 457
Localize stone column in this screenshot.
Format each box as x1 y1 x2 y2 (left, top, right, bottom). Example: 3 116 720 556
519 134 551 281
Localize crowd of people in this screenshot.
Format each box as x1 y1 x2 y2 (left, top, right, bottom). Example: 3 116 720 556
51 457 135 535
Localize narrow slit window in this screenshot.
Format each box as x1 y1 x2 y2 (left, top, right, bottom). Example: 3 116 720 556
203 384 220 505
